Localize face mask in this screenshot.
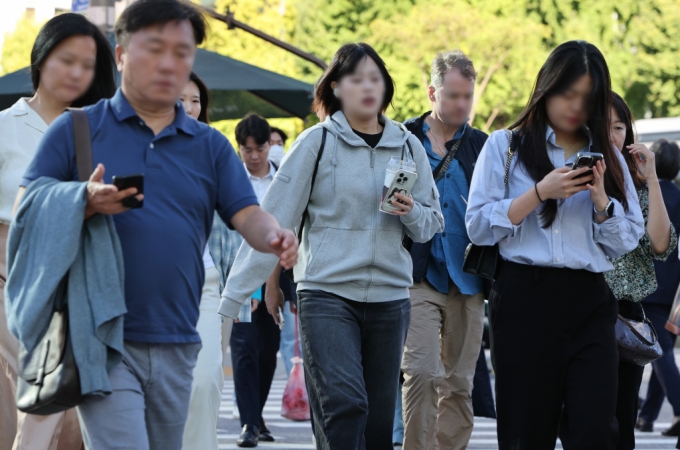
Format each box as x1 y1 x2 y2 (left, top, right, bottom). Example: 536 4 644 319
268 144 285 166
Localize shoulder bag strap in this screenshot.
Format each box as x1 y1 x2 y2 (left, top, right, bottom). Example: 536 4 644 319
67 108 93 182
432 126 471 181
296 128 328 241
504 130 517 188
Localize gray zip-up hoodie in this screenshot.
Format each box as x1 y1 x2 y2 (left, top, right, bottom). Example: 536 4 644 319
218 111 444 319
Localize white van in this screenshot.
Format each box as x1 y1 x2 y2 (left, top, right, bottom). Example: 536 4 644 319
634 117 680 146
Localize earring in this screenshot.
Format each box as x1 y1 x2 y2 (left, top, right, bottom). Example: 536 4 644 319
333 88 339 98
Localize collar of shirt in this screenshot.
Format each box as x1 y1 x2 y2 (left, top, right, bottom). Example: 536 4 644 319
545 124 594 166
109 88 198 137
422 119 467 158
11 98 48 134
244 161 276 181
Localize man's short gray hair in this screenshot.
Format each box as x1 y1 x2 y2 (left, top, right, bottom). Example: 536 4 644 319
430 50 477 89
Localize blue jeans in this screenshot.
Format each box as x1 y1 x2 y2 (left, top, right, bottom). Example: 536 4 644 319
298 290 410 450
279 301 303 377
639 303 680 422
393 381 404 444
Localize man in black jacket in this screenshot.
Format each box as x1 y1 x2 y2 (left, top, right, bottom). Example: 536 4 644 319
401 50 488 449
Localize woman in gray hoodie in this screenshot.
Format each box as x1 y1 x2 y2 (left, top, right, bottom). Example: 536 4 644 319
219 43 443 449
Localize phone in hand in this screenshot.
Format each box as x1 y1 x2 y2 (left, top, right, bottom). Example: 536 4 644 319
571 152 603 184
380 169 418 214
112 174 144 208
277 307 285 331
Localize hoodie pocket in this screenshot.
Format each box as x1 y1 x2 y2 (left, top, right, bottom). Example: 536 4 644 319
306 227 333 277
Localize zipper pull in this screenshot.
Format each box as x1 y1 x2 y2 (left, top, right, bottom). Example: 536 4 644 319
371 149 376 168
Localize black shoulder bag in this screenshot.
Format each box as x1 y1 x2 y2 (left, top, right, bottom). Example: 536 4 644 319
283 128 327 282
462 130 516 280
15 108 91 414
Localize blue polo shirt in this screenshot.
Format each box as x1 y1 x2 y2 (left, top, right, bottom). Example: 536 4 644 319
21 89 258 343
422 120 483 296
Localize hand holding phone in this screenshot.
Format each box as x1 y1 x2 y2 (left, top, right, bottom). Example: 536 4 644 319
277 307 285 331
380 169 418 214
112 174 144 208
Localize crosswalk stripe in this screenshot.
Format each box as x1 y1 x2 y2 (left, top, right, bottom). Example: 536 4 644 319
219 379 679 450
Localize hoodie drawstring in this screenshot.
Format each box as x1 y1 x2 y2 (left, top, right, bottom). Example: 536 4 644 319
331 135 339 195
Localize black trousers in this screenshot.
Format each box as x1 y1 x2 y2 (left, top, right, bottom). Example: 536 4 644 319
230 293 281 428
489 261 619 450
614 301 645 450
639 303 680 422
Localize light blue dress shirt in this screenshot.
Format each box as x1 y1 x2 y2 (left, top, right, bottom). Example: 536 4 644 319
422 121 483 296
465 127 644 272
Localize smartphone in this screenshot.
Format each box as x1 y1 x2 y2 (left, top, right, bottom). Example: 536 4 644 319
572 152 604 171
571 152 603 184
112 174 144 208
380 169 418 214
277 307 285 331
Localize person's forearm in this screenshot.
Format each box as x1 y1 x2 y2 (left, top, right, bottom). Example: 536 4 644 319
239 208 281 253
266 263 282 289
507 185 543 225
646 178 672 254
12 187 26 217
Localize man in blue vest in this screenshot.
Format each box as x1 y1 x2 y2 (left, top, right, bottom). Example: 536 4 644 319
401 50 488 449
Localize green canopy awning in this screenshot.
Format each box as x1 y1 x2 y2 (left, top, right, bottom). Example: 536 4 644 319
0 47 314 120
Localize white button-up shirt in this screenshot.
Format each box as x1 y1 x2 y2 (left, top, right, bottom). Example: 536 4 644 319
0 98 47 223
244 161 276 202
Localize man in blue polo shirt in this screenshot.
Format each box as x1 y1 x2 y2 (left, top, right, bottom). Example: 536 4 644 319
18 1 298 449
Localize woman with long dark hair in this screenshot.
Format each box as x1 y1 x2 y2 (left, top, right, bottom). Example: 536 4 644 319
219 43 444 449
0 12 115 450
466 41 644 449
605 93 676 450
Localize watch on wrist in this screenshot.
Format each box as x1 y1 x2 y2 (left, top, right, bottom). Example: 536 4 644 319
594 200 614 218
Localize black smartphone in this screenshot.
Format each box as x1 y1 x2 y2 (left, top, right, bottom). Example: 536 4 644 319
572 152 604 171
112 174 144 208
571 152 604 183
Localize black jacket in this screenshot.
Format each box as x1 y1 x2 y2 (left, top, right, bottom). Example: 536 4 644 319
403 111 489 283
644 180 680 307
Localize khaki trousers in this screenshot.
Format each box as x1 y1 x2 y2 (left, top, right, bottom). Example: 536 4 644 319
401 281 484 450
0 224 83 450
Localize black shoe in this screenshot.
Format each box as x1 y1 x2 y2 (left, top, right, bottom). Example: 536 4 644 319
636 418 654 432
663 418 680 437
259 426 275 442
237 425 259 448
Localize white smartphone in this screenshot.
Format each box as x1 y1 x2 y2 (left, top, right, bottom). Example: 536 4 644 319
277 307 285 331
380 169 418 214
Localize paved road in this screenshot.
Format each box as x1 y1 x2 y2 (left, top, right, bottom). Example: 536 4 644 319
217 351 680 450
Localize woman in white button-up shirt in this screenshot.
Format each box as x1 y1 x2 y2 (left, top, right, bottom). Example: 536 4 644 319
0 13 115 450
466 41 644 450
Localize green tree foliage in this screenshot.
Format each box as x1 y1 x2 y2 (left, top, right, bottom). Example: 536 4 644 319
201 0 309 148
1 17 43 76
370 1 550 129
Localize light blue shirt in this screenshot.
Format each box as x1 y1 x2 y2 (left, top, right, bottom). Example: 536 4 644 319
422 121 483 296
465 127 644 272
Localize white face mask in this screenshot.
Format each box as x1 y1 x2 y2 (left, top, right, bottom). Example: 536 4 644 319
268 144 285 166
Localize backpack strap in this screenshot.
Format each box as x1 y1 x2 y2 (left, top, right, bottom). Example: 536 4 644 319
67 108 93 182
296 128 328 241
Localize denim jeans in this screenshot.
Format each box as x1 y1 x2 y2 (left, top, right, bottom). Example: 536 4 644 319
298 290 410 450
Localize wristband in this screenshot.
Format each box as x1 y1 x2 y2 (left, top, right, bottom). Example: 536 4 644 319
535 183 545 203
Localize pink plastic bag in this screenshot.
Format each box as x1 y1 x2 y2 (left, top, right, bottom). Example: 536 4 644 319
281 315 311 421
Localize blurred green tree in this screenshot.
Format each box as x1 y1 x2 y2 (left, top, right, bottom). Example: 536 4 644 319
370 1 549 129
1 17 43 76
